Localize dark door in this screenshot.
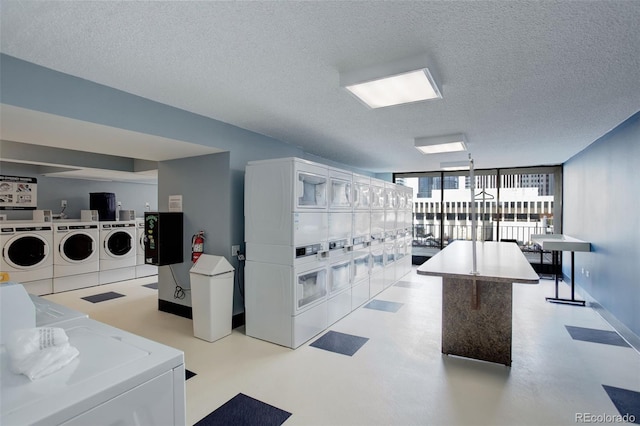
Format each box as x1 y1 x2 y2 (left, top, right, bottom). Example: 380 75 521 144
7 235 48 267
62 233 95 262
106 231 132 257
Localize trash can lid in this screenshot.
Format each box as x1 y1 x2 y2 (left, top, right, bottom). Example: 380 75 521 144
190 254 234 276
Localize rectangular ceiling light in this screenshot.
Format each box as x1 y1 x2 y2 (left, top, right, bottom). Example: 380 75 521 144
440 160 470 171
344 69 441 109
415 134 467 155
340 55 442 108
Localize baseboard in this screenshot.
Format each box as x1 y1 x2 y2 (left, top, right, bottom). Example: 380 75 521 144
157 299 246 330
591 303 640 354
574 282 640 354
158 299 193 319
232 312 245 329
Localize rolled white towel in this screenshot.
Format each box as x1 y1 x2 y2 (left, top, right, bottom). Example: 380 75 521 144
6 327 79 381
6 327 69 360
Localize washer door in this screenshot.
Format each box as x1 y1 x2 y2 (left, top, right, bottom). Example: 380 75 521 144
61 232 96 263
105 230 133 257
3 234 50 269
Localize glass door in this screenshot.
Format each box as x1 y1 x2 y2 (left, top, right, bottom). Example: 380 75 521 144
328 258 351 296
329 177 351 209
296 267 327 311
296 172 327 208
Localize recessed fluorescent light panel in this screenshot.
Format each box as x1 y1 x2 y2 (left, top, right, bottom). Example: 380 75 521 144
415 134 467 155
440 160 470 171
340 56 442 108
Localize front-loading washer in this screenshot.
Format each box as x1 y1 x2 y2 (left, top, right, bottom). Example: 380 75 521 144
135 217 157 278
53 220 100 292
99 221 136 284
0 221 54 295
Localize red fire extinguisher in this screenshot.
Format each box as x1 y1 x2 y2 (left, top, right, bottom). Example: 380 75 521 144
191 231 205 263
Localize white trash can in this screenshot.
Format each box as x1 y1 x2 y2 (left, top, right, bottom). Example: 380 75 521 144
189 254 235 342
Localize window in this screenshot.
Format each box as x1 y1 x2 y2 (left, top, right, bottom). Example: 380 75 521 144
394 165 562 265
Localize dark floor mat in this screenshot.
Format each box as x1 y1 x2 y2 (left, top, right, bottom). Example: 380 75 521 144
395 281 421 288
142 282 158 290
602 385 640 424
364 299 404 313
565 325 630 347
81 291 126 303
194 393 291 426
310 330 369 356
186 369 197 380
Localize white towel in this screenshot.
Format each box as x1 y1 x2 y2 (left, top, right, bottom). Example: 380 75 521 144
6 327 79 381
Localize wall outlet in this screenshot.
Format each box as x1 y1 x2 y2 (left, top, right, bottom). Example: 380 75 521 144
232 245 240 256
117 201 122 207
581 267 585 275
585 270 590 278
61 199 67 208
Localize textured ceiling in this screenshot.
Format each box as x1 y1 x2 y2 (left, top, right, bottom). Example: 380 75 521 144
1 1 639 173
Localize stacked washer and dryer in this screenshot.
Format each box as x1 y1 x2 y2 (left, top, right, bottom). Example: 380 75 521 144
244 157 413 349
245 158 330 349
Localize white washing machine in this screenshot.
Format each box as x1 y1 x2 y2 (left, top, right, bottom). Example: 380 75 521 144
30 294 88 326
53 220 100 292
1 315 186 425
135 217 157 278
0 221 54 295
99 221 137 284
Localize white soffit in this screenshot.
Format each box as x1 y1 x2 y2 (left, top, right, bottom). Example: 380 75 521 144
0 105 222 162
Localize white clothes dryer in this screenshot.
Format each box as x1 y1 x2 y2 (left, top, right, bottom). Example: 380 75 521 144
0 221 54 295
99 221 136 284
53 220 100 292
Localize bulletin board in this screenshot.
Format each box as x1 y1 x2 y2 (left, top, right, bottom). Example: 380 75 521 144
0 175 38 210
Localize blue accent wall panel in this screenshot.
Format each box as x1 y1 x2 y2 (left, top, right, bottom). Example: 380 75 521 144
563 111 640 337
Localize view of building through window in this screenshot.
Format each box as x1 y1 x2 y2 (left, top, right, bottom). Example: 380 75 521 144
395 167 562 268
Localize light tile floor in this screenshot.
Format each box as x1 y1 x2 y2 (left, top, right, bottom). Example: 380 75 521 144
43 267 640 425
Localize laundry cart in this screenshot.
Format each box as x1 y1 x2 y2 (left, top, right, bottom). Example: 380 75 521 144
190 254 235 342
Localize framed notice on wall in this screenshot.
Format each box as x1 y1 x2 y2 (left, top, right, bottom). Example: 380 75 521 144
0 175 38 210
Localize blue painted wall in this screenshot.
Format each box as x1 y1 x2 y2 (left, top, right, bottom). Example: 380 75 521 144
1 54 374 315
563 111 640 337
0 161 158 221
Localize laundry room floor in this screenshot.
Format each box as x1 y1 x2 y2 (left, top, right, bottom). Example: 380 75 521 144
43 268 640 426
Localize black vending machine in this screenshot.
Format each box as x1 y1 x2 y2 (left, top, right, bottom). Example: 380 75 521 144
144 212 184 266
